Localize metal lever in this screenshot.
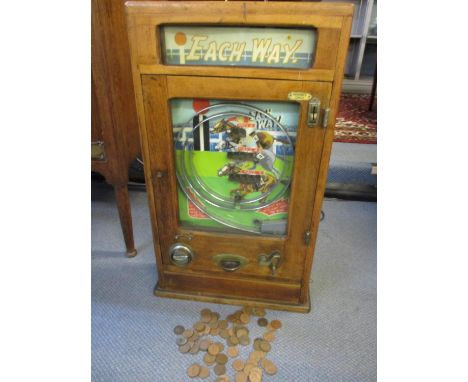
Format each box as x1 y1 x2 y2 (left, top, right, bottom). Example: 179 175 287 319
257 250 282 275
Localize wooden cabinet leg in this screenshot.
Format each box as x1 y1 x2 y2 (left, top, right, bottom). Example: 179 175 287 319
114 184 137 257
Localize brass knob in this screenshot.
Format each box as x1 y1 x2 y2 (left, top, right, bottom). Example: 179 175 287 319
258 250 282 275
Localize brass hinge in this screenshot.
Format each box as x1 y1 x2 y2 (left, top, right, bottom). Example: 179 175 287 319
304 230 311 246
91 141 106 161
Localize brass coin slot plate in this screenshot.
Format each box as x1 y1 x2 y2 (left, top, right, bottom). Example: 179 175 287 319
213 254 248 272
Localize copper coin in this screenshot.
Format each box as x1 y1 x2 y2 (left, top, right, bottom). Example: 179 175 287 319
200 308 211 316
270 319 282 329
260 340 271 352
179 342 191 353
214 364 226 376
227 346 239 358
220 329 230 339
235 327 249 338
261 359 278 375
210 312 220 323
194 322 206 332
249 350 265 364
208 343 220 356
183 329 194 338
257 318 268 327
216 342 225 352
174 325 185 335
211 327 220 336
176 337 187 346
216 353 228 365
235 371 248 382
239 335 250 346
204 353 216 366
243 306 253 314
215 377 230 382
199 339 211 351
255 307 266 317
248 366 263 382
218 320 228 329
228 328 235 336
253 339 262 351
201 312 212 323
232 359 245 372
187 363 201 378
239 313 250 324
229 336 239 346
263 331 276 342
199 365 210 379
189 341 200 354
243 362 256 375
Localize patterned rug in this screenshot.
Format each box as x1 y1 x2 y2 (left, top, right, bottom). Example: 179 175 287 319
334 93 377 144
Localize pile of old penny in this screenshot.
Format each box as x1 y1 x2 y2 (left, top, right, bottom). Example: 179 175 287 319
173 307 282 381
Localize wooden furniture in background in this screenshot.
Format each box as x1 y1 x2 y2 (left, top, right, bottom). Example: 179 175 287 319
91 0 141 257
126 1 353 311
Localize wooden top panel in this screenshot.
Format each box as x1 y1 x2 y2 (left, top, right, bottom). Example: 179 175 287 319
126 1 354 81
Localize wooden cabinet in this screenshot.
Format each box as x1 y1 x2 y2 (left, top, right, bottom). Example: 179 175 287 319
126 1 353 311
91 0 141 257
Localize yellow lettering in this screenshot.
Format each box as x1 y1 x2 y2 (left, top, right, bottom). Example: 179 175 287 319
218 42 231 62
186 35 208 60
204 41 218 61
267 43 281 64
228 42 246 62
283 40 303 64
252 39 272 63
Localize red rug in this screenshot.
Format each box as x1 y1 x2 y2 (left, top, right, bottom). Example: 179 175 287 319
334 93 377 144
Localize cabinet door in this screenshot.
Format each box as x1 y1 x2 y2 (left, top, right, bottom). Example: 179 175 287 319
142 75 331 283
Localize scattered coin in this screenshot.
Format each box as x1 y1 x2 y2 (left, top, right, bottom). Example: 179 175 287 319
174 325 185 335
248 366 263 382
255 307 266 317
240 312 250 324
187 363 201 378
232 359 245 372
201 312 212 323
183 329 194 338
220 329 230 339
216 342 225 353
218 320 228 329
227 346 239 358
263 331 276 342
239 335 250 346
199 365 210 379
215 376 230 382
257 318 268 327
214 364 227 376
216 353 228 365
229 336 239 346
208 343 220 356
179 342 191 353
199 339 211 351
189 341 200 354
176 337 187 346
200 308 211 316
194 322 206 332
260 340 271 353
262 358 278 375
243 362 256 375
235 327 249 338
235 371 248 382
203 353 216 366
270 319 282 330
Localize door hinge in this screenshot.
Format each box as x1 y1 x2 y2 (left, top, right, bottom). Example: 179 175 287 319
304 230 312 246
322 108 331 128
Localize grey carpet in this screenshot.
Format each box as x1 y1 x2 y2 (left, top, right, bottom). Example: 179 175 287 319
92 184 376 381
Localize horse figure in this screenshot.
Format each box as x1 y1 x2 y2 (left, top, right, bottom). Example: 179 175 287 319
217 162 277 202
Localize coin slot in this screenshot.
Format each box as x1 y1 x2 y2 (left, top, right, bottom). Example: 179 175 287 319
213 254 248 272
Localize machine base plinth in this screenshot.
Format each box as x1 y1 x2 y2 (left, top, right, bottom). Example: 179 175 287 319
154 282 311 313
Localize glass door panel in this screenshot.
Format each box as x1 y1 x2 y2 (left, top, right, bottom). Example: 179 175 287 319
171 99 299 236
